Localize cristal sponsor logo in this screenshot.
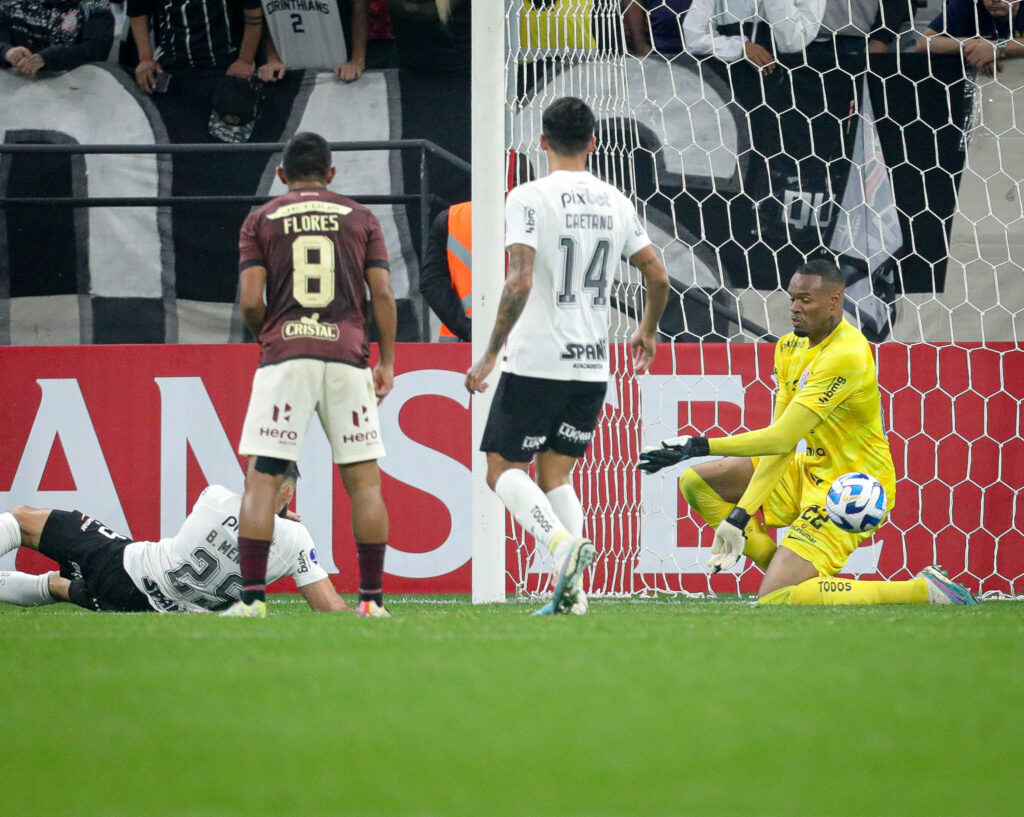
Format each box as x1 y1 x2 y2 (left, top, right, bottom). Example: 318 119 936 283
521 435 547 451
560 189 610 208
283 313 340 341
560 340 606 361
524 206 536 234
343 430 379 444
818 376 847 403
530 506 553 534
557 423 592 444
259 427 299 441
272 403 291 423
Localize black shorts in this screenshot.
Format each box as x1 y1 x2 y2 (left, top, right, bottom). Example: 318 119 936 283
480 373 606 462
39 510 152 612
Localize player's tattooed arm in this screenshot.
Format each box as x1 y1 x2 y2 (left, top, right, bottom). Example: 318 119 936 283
465 244 534 393
485 244 534 355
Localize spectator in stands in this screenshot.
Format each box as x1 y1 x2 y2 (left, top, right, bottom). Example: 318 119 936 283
127 0 264 93
366 0 397 68
806 0 911 61
257 0 369 83
622 0 691 57
683 0 824 74
916 0 1024 77
420 201 472 342
0 0 114 77
386 0 469 76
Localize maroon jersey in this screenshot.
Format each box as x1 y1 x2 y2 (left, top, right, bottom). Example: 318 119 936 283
238 189 390 366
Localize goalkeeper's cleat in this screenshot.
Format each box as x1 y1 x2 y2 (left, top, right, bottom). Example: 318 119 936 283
548 537 596 615
918 565 979 606
356 599 392 618
219 599 268 618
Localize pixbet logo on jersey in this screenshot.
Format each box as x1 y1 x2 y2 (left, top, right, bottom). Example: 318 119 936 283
560 189 610 208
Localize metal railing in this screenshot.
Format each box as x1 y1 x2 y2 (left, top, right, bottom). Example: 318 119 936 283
0 138 472 339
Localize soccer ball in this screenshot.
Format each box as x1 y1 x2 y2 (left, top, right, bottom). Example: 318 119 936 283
825 472 887 533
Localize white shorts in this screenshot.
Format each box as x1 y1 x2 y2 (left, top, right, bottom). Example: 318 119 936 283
238 358 386 465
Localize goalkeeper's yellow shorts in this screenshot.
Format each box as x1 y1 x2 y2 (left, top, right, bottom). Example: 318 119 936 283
756 454 872 577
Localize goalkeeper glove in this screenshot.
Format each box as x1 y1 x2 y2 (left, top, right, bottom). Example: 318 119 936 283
636 435 710 474
707 507 750 573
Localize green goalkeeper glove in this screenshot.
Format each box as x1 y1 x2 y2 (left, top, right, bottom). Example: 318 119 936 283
636 436 710 474
708 507 749 573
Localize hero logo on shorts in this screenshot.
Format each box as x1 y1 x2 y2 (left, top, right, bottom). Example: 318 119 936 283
259 427 298 443
283 313 340 341
556 423 592 445
343 430 379 444
521 435 546 451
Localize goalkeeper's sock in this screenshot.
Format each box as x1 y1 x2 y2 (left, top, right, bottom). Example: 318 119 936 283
0 511 21 558
238 536 270 604
679 469 776 570
765 576 931 605
678 468 730 526
0 570 55 606
546 484 584 538
494 469 569 551
356 542 386 605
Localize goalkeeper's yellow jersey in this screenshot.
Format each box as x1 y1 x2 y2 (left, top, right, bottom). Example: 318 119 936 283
773 318 896 507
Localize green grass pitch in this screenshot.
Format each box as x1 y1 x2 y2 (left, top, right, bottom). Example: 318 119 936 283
2 595 1022 817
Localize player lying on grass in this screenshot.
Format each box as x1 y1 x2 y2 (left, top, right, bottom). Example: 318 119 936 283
0 463 350 613
638 259 978 606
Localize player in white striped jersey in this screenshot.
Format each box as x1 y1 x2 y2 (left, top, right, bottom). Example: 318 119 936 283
0 464 348 613
466 96 671 615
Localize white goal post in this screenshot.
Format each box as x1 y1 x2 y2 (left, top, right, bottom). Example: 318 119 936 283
472 0 1024 602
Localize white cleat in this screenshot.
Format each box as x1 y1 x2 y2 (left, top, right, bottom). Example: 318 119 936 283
547 537 596 615
917 565 979 605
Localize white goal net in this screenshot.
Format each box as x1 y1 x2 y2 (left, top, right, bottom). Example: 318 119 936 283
497 0 1023 600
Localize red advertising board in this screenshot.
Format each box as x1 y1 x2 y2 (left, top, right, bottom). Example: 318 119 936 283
1 342 1019 596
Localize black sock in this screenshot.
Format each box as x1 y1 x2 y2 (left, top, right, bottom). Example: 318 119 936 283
356 542 386 605
239 536 270 604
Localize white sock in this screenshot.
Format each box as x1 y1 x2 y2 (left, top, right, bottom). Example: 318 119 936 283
546 484 584 538
0 512 21 558
494 469 569 552
0 571 55 606
547 485 588 592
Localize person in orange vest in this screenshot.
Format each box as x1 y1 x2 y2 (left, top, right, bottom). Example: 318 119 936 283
420 200 472 341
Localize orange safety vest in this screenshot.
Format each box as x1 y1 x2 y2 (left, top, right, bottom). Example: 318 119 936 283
440 201 472 340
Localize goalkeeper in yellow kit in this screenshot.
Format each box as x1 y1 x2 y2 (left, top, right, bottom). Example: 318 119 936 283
638 260 978 605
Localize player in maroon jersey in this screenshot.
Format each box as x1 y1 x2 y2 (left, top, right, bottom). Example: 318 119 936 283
222 131 397 618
